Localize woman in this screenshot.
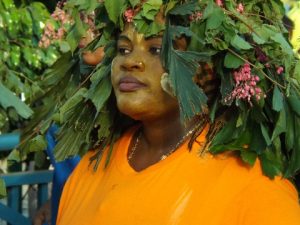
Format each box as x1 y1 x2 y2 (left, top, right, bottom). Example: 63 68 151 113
56 17 300 225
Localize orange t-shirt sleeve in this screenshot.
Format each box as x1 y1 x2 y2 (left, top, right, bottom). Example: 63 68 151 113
236 177 300 225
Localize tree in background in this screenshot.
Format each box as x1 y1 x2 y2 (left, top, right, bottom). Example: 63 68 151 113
0 0 60 196
0 0 60 133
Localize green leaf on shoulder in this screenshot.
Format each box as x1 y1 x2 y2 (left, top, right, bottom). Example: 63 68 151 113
240 150 257 167
259 149 283 179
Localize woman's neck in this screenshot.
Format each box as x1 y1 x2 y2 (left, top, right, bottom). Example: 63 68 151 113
140 114 199 154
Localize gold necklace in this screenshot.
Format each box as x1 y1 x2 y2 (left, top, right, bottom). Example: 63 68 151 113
128 124 201 162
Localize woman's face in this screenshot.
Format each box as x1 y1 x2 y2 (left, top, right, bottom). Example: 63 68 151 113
111 24 179 121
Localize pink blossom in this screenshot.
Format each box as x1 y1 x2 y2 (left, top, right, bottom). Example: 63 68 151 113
189 11 203 22
236 3 244 13
57 28 65 39
225 63 265 105
276 66 284 75
46 23 54 32
124 8 134 23
39 3 75 48
215 0 223 7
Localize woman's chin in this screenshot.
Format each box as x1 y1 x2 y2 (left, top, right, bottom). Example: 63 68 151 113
117 102 147 120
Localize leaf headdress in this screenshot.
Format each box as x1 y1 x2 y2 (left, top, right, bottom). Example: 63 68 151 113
20 0 300 179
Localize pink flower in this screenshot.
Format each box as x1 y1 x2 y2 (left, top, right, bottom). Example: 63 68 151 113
189 11 203 22
225 63 265 105
124 8 134 23
215 0 223 6
276 66 284 75
236 3 244 13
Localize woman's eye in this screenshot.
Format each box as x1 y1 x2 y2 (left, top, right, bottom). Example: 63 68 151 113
118 47 131 55
149 46 162 55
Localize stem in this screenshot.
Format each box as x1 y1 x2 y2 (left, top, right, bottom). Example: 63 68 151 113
9 40 24 47
222 9 258 35
17 117 52 148
226 48 286 89
10 70 35 84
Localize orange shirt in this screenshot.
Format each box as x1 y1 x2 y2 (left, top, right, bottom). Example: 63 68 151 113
57 127 300 225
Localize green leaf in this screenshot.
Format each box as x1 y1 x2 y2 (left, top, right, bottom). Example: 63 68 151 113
230 35 252 50
7 149 21 162
205 7 224 30
270 0 285 18
224 52 244 69
59 41 71 53
271 109 286 140
272 86 283 112
66 13 86 52
294 60 300 81
270 33 293 55
259 150 282 178
169 50 210 120
28 135 47 152
285 116 300 176
142 0 162 20
252 33 266 45
250 124 267 154
287 89 300 117
54 105 95 160
129 0 139 7
34 151 47 168
0 82 33 119
104 0 126 24
210 117 237 148
240 150 257 166
88 77 112 113
168 1 197 15
0 179 6 198
59 88 87 122
285 106 294 151
260 123 271 146
41 53 75 86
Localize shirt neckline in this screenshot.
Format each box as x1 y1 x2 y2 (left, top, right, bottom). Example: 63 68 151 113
115 125 209 175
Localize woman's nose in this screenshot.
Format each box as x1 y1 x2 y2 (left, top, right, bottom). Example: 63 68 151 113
120 59 145 72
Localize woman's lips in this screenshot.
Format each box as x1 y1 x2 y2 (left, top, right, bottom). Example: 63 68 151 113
119 76 146 92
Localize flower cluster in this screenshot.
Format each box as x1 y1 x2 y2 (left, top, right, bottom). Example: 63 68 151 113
39 6 73 48
215 0 223 7
189 11 203 22
236 3 244 13
225 64 264 105
276 66 284 75
124 8 134 23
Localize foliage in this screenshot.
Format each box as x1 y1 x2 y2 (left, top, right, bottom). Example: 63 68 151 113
0 0 59 134
19 0 300 182
0 0 61 197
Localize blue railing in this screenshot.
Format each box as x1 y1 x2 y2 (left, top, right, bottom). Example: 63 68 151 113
0 133 20 151
0 133 53 225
